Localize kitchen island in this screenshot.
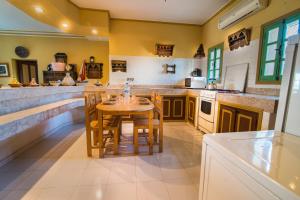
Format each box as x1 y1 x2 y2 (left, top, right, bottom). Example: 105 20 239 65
199 130 300 200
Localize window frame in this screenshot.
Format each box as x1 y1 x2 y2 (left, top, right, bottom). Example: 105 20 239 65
256 9 300 85
207 43 224 83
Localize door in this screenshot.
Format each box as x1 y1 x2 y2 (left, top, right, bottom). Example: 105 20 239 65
218 104 236 133
17 60 39 84
163 96 186 120
188 96 196 124
235 109 259 132
172 96 186 120
163 97 172 120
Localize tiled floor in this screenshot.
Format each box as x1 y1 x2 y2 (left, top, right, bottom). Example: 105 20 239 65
0 122 203 200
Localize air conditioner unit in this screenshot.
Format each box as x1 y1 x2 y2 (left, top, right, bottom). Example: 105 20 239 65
218 0 268 30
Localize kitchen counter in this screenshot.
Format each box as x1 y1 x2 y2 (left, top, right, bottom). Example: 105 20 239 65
85 85 191 96
0 85 279 115
0 86 84 115
201 130 300 200
217 92 279 113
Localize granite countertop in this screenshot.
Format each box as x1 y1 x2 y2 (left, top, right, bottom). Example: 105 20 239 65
217 92 279 113
0 85 279 113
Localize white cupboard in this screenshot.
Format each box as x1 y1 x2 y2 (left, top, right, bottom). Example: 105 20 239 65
199 131 300 200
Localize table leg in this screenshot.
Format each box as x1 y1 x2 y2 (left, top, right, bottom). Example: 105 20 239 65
148 110 153 155
98 110 104 158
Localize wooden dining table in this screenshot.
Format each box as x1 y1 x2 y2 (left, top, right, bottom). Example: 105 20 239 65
96 97 155 154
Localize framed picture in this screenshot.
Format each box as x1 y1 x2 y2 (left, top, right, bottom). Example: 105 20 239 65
0 63 10 77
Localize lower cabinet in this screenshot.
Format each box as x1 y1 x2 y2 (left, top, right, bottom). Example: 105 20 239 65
188 96 196 124
218 104 261 133
43 71 77 83
163 96 186 120
199 142 280 200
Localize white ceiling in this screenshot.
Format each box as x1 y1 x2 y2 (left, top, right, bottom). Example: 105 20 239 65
71 0 230 25
0 0 60 32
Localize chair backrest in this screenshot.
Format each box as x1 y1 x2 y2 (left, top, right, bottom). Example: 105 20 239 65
151 92 157 102
84 93 98 130
154 95 163 125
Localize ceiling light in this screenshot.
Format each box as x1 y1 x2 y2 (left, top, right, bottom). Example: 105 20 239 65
62 23 69 28
91 29 98 35
34 6 44 13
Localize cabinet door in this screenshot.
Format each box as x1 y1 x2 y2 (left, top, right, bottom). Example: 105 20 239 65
188 96 196 124
218 105 236 133
235 109 259 132
163 97 172 120
172 96 186 120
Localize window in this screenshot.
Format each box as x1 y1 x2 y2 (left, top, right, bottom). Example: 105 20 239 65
259 12 300 83
207 43 223 82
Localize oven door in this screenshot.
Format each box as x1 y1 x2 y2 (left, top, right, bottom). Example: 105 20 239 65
199 97 215 123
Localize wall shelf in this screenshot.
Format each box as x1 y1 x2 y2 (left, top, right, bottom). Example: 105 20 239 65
156 44 174 57
112 60 127 72
228 28 251 51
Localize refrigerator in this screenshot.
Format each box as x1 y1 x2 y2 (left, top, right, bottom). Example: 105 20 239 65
276 34 300 137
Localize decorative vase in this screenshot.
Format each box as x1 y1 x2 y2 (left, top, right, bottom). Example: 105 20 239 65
62 73 75 86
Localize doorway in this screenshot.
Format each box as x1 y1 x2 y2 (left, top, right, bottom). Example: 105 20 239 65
16 60 39 84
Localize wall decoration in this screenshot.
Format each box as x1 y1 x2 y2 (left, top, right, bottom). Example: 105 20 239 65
54 53 67 63
86 62 103 79
90 56 95 63
228 28 251 51
112 60 127 72
0 63 10 77
15 46 30 58
164 64 176 74
156 44 174 57
194 44 205 58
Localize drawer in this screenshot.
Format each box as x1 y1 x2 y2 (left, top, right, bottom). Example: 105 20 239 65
198 117 214 133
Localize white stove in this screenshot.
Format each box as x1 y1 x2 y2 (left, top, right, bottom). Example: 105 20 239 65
198 89 239 133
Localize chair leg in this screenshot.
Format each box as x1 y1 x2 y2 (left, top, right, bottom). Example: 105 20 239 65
113 128 119 155
159 127 163 153
119 121 122 144
134 127 139 154
93 129 99 146
86 128 92 157
98 130 104 158
153 128 158 144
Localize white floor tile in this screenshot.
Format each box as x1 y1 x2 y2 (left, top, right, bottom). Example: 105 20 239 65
164 177 198 200
0 122 203 200
137 181 170 200
104 183 137 200
71 185 107 200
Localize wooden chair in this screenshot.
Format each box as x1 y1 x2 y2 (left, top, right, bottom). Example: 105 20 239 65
84 93 121 157
133 94 163 154
132 92 157 122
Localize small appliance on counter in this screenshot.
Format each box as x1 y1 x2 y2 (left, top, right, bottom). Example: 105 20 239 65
185 77 206 88
190 68 202 77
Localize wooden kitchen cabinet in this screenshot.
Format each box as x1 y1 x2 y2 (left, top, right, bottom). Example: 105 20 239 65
43 71 77 83
188 96 196 124
163 96 186 121
218 104 261 133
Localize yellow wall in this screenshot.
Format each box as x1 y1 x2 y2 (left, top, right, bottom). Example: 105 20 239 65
0 35 109 85
202 0 300 52
109 19 202 58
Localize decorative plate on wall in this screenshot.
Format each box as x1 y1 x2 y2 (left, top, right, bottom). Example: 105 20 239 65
15 46 30 58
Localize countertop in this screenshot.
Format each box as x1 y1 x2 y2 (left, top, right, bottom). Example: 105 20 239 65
217 92 279 113
0 85 278 113
204 131 300 200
